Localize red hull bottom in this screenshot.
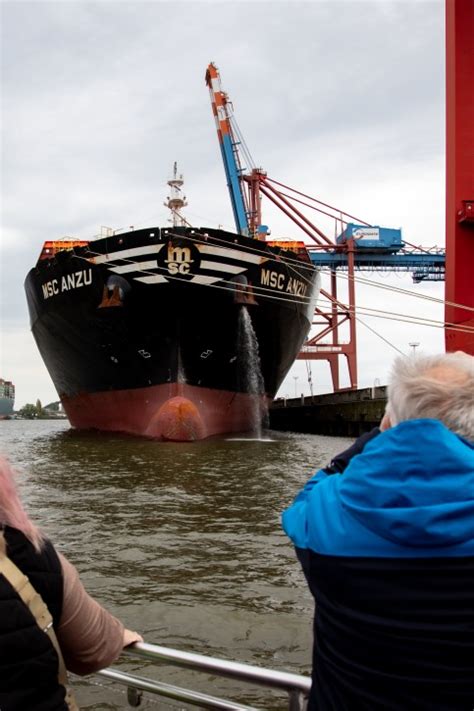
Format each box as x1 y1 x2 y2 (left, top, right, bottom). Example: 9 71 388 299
62 384 268 441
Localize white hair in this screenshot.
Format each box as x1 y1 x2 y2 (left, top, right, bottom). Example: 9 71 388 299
386 351 474 441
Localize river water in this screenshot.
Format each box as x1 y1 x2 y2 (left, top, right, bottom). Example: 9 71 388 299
0 420 351 710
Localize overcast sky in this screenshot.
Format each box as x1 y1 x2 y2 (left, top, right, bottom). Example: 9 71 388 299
1 0 445 408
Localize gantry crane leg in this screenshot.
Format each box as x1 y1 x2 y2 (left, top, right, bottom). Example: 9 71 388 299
445 0 474 354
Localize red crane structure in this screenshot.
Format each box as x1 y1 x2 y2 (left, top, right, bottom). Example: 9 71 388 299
445 0 474 355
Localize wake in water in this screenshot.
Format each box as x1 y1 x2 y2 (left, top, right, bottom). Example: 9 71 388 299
236 306 269 439
225 437 275 442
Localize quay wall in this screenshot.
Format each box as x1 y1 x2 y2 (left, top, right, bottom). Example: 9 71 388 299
269 386 387 437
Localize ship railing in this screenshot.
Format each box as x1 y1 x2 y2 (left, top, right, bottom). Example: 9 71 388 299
95 641 310 711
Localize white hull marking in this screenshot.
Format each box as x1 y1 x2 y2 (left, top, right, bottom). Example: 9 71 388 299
91 244 164 264
134 275 168 284
198 244 265 265
199 260 247 274
190 275 221 285
109 260 159 274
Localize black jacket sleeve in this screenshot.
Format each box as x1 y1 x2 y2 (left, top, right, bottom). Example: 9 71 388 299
323 427 381 475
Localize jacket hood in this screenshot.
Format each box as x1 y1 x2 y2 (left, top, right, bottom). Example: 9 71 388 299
338 420 474 548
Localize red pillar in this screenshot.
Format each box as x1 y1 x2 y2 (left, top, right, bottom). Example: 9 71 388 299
445 0 474 354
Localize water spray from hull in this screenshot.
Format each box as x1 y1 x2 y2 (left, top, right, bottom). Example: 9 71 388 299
237 306 269 439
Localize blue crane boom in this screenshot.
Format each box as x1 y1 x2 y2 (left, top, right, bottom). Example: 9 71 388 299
205 63 250 236
309 223 446 282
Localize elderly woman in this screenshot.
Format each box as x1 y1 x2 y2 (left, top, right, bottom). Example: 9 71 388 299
0 454 143 710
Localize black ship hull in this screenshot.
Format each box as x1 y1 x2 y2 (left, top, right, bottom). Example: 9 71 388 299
25 227 319 440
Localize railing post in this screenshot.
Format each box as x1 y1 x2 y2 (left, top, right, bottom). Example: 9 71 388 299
127 686 143 707
288 689 308 711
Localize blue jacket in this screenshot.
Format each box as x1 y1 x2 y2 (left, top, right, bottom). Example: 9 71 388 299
283 419 474 557
282 420 474 711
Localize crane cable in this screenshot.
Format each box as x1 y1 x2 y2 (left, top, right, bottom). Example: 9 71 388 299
263 177 446 257
74 244 474 337
179 228 470 316
355 316 406 355
73 238 474 332
81 225 471 317
76 224 474 331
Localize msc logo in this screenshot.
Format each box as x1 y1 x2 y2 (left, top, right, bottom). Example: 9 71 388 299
165 244 193 275
158 238 200 279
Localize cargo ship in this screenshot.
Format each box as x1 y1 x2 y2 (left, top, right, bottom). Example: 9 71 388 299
24 221 319 440
0 379 15 419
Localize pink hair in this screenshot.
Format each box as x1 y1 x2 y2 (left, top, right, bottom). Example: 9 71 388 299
0 454 44 551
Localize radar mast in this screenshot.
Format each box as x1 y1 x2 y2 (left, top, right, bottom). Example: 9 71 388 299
165 162 188 227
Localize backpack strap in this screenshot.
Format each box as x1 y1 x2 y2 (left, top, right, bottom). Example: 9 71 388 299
0 531 79 710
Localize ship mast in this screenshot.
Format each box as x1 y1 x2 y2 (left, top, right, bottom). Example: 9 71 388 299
165 162 188 227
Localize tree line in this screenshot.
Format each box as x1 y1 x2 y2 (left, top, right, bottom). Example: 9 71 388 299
17 400 61 419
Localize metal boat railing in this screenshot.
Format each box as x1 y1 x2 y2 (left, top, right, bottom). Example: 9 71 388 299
95 641 311 710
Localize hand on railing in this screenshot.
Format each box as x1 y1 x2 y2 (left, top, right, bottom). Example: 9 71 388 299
123 628 144 648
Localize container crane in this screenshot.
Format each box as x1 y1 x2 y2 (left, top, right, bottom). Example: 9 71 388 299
205 62 448 392
205 63 269 240
205 63 250 236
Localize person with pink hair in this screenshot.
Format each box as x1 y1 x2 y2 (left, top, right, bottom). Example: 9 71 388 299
0 454 143 710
